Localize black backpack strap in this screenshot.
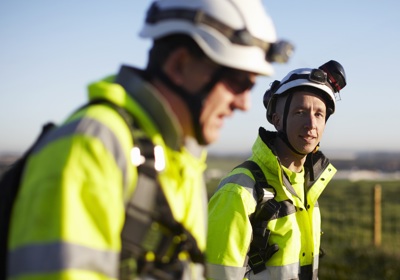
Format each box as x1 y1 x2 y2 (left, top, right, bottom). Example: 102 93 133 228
120 144 205 279
235 160 270 203
233 160 281 275
93 103 205 279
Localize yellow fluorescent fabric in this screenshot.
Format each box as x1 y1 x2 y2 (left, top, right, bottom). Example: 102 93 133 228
206 129 336 280
8 67 208 280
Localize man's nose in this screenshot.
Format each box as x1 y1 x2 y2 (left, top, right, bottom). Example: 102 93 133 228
233 91 251 111
304 114 317 129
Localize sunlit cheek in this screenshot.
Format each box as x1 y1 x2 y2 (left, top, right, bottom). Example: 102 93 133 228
319 119 326 130
235 92 251 111
199 104 218 143
200 95 217 124
202 122 219 144
316 121 326 139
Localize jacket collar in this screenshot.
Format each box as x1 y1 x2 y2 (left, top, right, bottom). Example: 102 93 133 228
255 127 334 191
115 65 183 151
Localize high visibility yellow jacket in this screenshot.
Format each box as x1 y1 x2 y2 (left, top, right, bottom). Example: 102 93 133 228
206 128 336 280
8 65 208 280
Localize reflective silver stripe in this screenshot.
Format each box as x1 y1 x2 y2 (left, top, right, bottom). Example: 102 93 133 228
33 117 129 190
282 173 298 198
218 173 258 202
8 242 119 278
313 253 319 274
246 261 300 279
219 174 297 219
181 263 205 280
206 263 246 280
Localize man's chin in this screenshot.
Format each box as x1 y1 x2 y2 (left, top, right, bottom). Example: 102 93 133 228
295 144 316 155
202 131 219 146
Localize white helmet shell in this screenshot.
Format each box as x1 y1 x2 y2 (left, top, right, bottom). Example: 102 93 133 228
140 0 277 76
275 68 336 105
265 68 337 123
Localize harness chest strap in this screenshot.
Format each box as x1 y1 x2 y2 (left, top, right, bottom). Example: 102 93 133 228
234 160 280 275
116 104 204 279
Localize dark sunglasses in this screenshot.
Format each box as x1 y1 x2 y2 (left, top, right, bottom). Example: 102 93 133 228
220 68 255 94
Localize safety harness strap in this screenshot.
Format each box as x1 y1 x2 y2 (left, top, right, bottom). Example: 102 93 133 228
111 102 204 280
234 160 280 274
236 161 269 203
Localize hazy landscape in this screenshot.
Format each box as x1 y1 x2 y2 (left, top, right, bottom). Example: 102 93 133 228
204 150 400 183
2 150 400 181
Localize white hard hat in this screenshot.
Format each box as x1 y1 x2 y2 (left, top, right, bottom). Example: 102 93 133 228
140 0 291 76
264 60 347 123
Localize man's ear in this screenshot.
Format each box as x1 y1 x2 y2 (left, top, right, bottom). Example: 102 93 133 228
162 47 191 86
272 112 281 130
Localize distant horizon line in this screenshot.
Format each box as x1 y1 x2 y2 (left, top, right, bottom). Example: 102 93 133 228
207 148 400 159
1 148 400 159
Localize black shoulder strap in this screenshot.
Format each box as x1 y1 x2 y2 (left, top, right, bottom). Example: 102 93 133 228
97 103 206 279
234 160 281 275
233 160 280 218
235 160 271 203
120 148 205 279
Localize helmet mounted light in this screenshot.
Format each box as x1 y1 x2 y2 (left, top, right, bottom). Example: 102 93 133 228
266 40 294 63
264 60 347 123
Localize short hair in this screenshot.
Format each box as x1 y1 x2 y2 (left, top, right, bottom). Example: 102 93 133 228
146 34 206 73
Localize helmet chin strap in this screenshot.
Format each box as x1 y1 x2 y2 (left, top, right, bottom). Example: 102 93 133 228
278 91 330 157
153 67 223 145
277 131 306 156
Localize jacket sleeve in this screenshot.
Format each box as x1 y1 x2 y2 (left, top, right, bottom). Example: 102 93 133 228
8 114 132 280
206 183 256 280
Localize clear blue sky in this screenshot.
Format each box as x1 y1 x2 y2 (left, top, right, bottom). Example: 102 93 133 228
1 0 400 156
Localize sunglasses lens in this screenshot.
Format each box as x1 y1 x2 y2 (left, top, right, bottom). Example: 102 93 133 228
222 69 255 94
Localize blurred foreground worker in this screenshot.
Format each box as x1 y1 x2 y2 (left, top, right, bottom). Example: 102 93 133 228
7 0 293 279
206 60 347 280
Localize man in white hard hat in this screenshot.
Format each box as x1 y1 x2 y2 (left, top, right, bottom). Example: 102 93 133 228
207 60 347 279
7 0 292 280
